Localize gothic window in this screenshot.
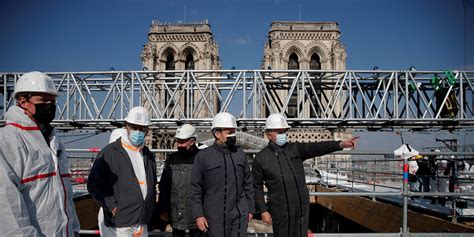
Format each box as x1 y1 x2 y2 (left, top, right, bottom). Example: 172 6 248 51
288 53 299 118
165 53 175 71
183 53 195 117
165 52 175 115
288 53 299 75
309 53 322 117
310 53 321 70
185 54 195 70
165 53 176 78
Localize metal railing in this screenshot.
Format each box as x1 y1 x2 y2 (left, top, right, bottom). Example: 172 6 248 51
68 149 474 236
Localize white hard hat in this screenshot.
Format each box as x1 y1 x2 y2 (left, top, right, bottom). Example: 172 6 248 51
175 124 198 139
211 112 237 130
109 128 127 143
125 106 151 126
13 71 58 98
265 113 291 130
394 144 419 159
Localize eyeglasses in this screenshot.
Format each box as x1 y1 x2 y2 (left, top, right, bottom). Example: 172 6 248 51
127 123 149 132
176 138 191 144
266 129 287 134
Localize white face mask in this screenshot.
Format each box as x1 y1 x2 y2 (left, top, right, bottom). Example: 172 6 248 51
275 133 287 146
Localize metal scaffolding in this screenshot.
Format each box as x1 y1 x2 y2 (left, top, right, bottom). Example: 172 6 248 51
68 149 474 236
1 70 473 130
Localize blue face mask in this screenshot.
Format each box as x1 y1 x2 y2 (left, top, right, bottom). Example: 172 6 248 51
275 133 287 146
129 130 145 146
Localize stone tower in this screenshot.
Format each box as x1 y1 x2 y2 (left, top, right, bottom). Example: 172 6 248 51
141 20 220 71
262 21 346 71
262 21 351 171
140 20 220 153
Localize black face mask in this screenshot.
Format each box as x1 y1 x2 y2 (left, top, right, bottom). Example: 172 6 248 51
177 147 188 152
32 103 56 125
225 135 237 147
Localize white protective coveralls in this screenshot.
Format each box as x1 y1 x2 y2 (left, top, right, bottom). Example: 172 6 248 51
0 105 80 236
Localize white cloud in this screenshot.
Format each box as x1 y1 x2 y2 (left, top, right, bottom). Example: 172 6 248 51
464 64 474 71
234 36 251 45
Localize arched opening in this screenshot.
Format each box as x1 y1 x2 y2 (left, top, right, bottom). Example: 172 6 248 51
288 53 299 118
183 53 195 117
165 53 175 74
185 53 195 70
164 52 175 115
309 53 322 117
288 53 300 75
310 53 321 70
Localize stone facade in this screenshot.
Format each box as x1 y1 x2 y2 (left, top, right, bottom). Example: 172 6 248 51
141 20 220 120
140 20 351 170
262 21 351 171
141 20 220 71
262 21 346 70
141 20 221 155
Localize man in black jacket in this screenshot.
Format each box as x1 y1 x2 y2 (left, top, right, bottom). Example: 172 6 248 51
188 112 254 237
158 124 204 237
253 114 357 237
88 106 157 237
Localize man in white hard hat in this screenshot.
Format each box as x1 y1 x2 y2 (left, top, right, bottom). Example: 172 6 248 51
253 113 358 237
394 144 420 193
95 128 127 236
158 124 204 237
88 106 157 237
0 71 80 236
188 112 254 237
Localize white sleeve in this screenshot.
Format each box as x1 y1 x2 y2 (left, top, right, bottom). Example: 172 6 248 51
0 148 41 236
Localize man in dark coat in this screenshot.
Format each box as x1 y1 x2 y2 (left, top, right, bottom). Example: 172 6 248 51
253 114 357 237
158 124 204 237
188 112 254 237
88 106 157 236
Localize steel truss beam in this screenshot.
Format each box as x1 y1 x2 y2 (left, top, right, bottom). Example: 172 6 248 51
1 70 473 130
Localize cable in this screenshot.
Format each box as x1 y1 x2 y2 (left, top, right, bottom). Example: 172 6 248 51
64 133 100 144
59 132 102 138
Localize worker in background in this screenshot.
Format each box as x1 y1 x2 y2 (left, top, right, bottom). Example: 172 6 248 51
416 154 431 194
88 106 157 237
188 112 254 237
253 113 357 237
433 157 449 206
0 71 80 236
408 156 420 193
96 128 127 236
158 124 204 237
394 144 421 198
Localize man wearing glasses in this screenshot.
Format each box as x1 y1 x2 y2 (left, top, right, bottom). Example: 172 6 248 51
158 124 204 237
88 106 157 237
253 113 358 237
188 112 254 237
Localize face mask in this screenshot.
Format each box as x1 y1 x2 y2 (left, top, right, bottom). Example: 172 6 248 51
275 133 287 146
177 147 188 152
129 130 145 146
32 103 56 125
225 134 237 147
